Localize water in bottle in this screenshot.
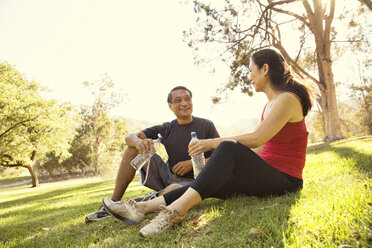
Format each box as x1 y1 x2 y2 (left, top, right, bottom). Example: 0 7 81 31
130 134 163 171
189 131 205 178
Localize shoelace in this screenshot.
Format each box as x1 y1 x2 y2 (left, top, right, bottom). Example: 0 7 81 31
148 207 175 229
116 199 135 206
116 199 144 217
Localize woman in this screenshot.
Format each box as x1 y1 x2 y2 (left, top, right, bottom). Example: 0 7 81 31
102 48 313 237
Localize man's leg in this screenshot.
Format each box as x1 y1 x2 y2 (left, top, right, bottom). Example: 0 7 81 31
112 146 138 201
158 184 181 196
86 147 145 223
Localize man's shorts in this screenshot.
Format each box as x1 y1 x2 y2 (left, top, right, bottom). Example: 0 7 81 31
139 154 193 193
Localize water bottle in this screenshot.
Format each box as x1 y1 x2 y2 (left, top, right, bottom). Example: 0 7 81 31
130 134 163 171
189 132 205 178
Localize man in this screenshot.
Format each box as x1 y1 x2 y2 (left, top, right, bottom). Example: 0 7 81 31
85 86 219 223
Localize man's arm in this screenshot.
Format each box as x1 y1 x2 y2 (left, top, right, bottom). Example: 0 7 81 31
125 131 154 155
172 156 211 176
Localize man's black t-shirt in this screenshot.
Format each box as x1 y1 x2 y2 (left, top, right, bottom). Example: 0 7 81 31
142 116 220 179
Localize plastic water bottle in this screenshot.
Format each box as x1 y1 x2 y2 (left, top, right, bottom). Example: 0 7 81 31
189 132 205 178
130 134 163 171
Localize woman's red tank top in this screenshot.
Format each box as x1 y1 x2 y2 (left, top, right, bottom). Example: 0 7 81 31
259 93 308 179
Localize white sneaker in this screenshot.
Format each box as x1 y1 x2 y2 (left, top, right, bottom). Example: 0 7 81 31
139 205 186 237
102 197 145 226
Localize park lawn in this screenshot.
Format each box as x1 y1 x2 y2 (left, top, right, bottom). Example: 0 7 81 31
0 136 371 247
0 176 31 186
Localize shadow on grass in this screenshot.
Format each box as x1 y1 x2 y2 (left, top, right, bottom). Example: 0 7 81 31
1 178 303 247
138 191 302 247
307 137 372 175
0 180 149 247
0 176 31 186
0 181 113 207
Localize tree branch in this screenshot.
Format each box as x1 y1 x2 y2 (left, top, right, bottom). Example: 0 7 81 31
324 0 336 53
302 0 315 34
358 0 372 11
0 163 27 168
0 116 39 139
302 0 314 17
270 6 311 29
295 37 306 63
0 155 28 168
332 39 364 43
272 43 322 90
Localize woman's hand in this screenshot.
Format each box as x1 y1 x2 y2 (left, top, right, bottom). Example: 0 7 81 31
188 139 215 157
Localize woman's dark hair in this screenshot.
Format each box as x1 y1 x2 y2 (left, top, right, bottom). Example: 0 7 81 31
251 48 313 116
167 86 193 103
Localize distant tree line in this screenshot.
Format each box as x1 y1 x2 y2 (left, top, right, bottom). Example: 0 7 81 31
0 63 128 187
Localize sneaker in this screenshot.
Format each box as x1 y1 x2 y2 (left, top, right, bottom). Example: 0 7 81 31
85 205 110 223
102 197 146 226
139 205 186 237
132 191 157 202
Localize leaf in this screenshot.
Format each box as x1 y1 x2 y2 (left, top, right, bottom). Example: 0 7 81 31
255 204 277 210
25 231 42 240
191 214 208 230
249 228 263 234
42 226 55 231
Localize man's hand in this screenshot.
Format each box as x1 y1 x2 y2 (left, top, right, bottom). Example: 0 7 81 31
172 160 192 176
135 138 154 155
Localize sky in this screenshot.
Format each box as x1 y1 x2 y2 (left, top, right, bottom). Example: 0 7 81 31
0 0 267 130
0 0 367 132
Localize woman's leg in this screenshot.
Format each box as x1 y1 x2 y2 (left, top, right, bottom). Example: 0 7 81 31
192 140 300 199
164 140 301 214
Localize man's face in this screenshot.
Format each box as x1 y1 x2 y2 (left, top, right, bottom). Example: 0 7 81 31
168 89 193 119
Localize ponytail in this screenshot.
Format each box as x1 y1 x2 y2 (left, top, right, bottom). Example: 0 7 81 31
251 49 313 116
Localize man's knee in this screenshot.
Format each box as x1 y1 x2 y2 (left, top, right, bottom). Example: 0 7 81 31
158 184 181 196
123 146 139 160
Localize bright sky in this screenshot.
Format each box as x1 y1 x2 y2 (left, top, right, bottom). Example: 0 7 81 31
0 0 366 132
0 0 267 131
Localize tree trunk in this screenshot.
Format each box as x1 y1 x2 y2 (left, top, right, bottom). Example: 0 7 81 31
304 0 344 141
26 164 39 187
365 105 372 135
319 61 345 142
94 138 100 175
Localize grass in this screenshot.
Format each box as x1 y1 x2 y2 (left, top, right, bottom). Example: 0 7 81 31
0 136 371 247
0 176 31 186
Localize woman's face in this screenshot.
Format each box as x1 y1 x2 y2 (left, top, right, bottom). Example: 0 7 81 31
249 59 267 92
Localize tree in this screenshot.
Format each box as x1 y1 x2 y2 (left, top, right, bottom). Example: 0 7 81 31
348 58 372 135
82 74 126 175
39 112 128 178
0 62 76 187
37 74 128 178
185 0 369 141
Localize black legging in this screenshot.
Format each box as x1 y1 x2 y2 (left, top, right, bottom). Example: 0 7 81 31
164 140 303 205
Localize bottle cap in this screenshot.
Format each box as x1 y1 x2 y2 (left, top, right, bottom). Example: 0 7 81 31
157 133 163 142
191 132 196 138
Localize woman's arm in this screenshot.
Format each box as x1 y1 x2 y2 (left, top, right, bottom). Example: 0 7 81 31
189 93 302 156
252 145 263 155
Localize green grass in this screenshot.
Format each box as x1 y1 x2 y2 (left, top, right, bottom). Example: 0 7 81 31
0 176 31 186
0 136 371 247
